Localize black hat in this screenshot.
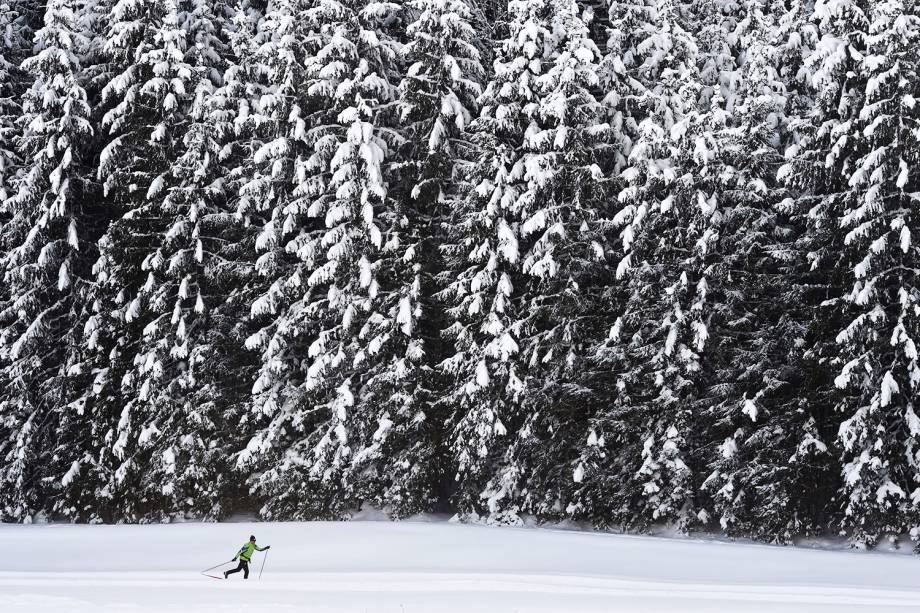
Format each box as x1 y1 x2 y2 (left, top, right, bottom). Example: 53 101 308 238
249 535 256 541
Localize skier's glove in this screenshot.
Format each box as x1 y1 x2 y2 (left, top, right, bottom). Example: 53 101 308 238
265 546 271 550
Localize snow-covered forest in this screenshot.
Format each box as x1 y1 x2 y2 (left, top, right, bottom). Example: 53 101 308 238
1 0 919 549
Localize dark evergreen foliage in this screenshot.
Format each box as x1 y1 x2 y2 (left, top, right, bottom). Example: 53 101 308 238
3 0 920 550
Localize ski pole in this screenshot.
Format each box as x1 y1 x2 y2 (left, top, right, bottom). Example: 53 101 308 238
202 559 235 574
259 550 269 580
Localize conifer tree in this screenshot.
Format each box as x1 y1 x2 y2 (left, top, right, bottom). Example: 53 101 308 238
0 0 99 521
111 0 245 519
796 0 920 546
276 0 405 516
578 0 705 528
441 0 610 519
239 0 408 519
440 0 555 516
482 0 614 522
85 0 201 519
335 0 486 517
0 0 36 520
232 0 346 519
697 0 836 541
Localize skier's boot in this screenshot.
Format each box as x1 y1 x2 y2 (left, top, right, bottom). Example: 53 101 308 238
223 571 229 579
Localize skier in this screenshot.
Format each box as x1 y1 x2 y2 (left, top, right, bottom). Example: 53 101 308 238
224 535 270 579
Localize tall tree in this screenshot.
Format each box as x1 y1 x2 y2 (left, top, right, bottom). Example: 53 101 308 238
441 0 610 519
480 0 614 523
272 0 406 517
801 0 920 546
110 0 245 520
232 0 346 519
583 0 705 529
333 0 486 517
0 0 37 521
0 0 99 521
698 0 836 542
84 0 200 520
239 0 409 520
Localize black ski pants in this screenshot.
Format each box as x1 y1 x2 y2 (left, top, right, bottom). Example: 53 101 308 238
226 559 250 579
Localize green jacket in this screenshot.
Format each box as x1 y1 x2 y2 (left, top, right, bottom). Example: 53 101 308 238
234 542 267 562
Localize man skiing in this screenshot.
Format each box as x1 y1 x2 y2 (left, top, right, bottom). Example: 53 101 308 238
224 535 270 579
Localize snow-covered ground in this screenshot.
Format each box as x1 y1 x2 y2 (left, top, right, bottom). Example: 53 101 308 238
4 519 920 612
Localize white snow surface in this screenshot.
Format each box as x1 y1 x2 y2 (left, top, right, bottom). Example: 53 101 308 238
4 519 920 612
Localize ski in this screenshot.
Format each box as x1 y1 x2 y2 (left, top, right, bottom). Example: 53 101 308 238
201 573 224 580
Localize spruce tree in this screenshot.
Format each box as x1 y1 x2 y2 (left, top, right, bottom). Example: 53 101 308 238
698 0 836 542
481 0 614 523
239 0 408 520
800 0 920 546
335 0 486 517
584 0 706 529
0 0 99 521
276 0 405 517
86 0 200 520
232 0 344 519
112 0 245 520
0 0 34 521
441 0 609 519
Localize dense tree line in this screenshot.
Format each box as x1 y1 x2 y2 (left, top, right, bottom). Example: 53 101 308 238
2 0 919 549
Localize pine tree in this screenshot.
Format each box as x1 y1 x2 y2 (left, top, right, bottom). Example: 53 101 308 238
0 0 35 521
85 0 201 520
334 0 486 517
110 0 246 520
276 0 405 517
482 0 614 523
231 0 345 519
441 0 610 520
585 0 705 529
696 0 836 542
798 0 920 546
238 0 409 520
0 0 100 521
192 0 272 517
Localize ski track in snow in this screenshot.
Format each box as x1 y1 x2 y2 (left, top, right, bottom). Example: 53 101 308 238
3 520 920 612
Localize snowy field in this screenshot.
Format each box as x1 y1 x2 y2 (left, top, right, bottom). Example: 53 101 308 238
4 520 920 613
